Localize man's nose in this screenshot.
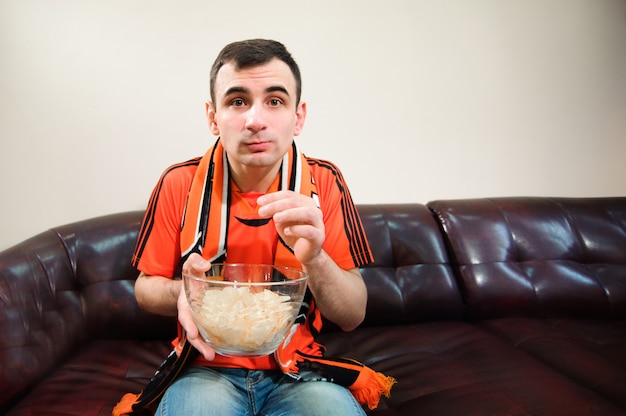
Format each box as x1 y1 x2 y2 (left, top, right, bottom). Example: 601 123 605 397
244 105 267 132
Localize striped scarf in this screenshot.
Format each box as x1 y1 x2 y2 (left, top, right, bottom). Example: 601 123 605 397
179 138 313 269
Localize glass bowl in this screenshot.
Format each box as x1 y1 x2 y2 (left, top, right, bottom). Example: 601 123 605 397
183 263 308 357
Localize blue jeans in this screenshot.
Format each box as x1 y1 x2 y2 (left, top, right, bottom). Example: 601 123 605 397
155 366 367 416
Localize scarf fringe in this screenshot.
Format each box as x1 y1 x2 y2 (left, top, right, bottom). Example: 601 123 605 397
350 367 397 410
112 393 140 416
283 351 396 410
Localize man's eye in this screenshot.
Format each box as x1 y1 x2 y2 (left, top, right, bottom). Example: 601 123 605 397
231 98 245 107
269 99 283 107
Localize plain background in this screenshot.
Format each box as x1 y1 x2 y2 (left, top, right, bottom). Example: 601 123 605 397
1 0 625 251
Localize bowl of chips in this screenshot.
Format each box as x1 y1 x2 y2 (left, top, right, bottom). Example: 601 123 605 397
183 263 308 357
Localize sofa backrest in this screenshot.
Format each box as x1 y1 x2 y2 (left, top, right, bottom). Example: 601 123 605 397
358 204 465 326
428 197 626 320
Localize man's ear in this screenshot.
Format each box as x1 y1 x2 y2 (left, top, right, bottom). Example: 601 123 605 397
293 101 307 136
206 102 219 135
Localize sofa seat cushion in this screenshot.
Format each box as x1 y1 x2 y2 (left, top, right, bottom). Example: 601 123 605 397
319 322 625 415
4 326 625 415
5 339 172 416
479 318 626 410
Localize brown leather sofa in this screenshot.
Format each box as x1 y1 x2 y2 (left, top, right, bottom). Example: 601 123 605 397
1 197 625 415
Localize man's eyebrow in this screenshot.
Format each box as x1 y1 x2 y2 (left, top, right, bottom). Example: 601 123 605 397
266 85 290 96
223 86 249 97
222 85 289 98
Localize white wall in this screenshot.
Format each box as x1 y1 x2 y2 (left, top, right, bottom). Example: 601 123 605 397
1 0 625 251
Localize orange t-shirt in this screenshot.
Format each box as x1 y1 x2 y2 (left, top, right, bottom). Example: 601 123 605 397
132 156 373 369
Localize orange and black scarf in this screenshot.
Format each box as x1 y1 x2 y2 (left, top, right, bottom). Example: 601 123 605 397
179 138 314 268
113 139 394 415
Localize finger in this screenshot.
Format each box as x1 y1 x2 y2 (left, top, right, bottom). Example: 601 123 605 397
182 253 211 277
178 287 215 360
257 192 314 217
187 331 216 361
273 206 323 227
256 190 294 205
283 223 321 238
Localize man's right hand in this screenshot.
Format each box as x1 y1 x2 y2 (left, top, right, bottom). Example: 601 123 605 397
179 253 216 361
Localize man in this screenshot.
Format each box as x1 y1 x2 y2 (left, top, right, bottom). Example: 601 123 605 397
129 39 392 415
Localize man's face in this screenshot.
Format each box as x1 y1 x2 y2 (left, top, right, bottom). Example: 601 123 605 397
206 58 306 179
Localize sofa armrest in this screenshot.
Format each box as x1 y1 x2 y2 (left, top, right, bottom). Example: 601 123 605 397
0 229 85 406
0 211 175 408
50 211 176 339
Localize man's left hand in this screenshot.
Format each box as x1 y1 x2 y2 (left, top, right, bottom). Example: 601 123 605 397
257 190 324 265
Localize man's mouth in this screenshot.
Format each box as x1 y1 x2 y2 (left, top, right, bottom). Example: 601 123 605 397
246 141 271 152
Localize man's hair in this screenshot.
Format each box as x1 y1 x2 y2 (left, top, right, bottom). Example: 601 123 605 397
209 39 302 107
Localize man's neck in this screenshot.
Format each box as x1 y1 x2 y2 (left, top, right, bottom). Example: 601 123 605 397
229 164 281 194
